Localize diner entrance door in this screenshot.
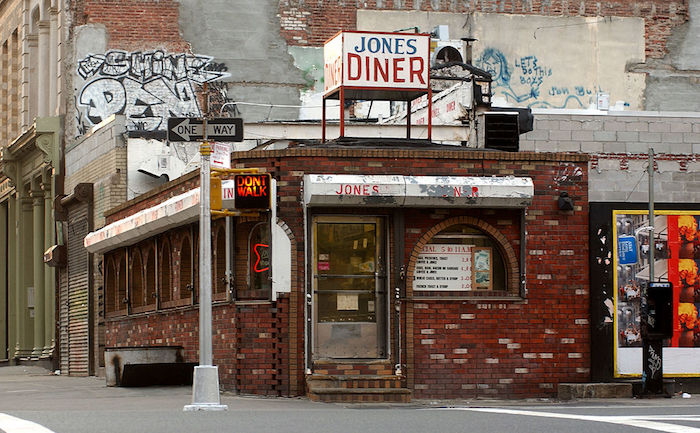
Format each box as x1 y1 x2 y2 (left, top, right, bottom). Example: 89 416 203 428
312 216 387 359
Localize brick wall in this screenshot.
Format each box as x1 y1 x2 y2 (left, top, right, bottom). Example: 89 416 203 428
277 0 688 58
71 0 189 51
104 146 588 398
105 297 289 395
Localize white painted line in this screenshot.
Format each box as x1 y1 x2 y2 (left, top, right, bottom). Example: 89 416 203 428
0 413 56 433
439 407 700 433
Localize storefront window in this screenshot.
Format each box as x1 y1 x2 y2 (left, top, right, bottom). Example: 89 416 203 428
243 222 271 300
413 224 507 293
613 211 700 377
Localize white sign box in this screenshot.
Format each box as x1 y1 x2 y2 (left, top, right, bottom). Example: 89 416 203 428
324 31 430 95
413 244 473 291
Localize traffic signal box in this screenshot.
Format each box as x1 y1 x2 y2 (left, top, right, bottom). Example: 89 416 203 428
646 282 674 339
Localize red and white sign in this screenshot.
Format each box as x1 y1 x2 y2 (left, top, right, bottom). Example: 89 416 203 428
324 31 430 95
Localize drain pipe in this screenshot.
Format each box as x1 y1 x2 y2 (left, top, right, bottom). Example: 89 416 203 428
520 208 528 298
393 211 405 375
303 197 312 375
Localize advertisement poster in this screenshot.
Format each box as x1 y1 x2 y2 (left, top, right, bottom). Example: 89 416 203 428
614 210 700 376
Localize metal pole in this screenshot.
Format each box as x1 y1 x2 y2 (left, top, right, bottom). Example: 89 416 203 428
648 148 654 282
185 82 227 411
199 122 213 367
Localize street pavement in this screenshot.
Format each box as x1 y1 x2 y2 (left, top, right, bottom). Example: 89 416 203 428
1 365 700 433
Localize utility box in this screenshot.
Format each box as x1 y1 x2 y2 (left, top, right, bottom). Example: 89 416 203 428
646 282 674 338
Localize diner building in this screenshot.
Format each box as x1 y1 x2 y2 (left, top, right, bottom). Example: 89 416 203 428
84 140 590 401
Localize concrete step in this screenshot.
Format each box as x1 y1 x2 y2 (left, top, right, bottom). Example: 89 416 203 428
308 387 412 403
307 374 403 389
558 383 633 400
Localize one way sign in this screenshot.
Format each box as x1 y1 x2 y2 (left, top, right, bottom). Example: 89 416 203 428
167 117 243 142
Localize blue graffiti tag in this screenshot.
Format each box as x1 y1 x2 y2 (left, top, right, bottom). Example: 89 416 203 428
475 47 602 109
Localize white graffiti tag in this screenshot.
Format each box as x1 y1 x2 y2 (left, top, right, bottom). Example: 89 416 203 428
648 345 662 378
75 50 230 135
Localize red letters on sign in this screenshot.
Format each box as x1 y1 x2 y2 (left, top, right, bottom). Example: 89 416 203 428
334 184 380 196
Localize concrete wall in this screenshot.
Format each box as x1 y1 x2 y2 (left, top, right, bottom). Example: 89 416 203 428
644 0 700 111
357 10 645 110
520 110 700 203
177 0 306 121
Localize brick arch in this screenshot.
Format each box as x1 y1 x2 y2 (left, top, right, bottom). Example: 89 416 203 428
405 216 520 297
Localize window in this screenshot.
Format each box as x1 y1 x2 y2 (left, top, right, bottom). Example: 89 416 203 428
213 223 228 301
144 244 156 310
130 248 145 311
412 221 518 295
105 257 117 316
248 222 271 299
179 235 193 304
235 221 271 300
117 252 127 313
160 238 172 306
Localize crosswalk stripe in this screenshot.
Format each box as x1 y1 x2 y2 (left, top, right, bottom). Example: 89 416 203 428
439 407 700 433
0 414 56 433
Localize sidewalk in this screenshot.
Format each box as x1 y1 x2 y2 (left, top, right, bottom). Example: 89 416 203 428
1 365 698 412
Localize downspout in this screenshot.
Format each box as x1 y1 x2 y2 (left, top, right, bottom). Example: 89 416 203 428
302 187 312 375
520 208 528 298
393 210 404 375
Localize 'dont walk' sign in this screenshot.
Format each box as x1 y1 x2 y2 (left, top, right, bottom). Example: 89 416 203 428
324 31 430 95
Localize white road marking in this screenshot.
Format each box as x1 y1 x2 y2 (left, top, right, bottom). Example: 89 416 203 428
0 413 56 433
439 407 700 433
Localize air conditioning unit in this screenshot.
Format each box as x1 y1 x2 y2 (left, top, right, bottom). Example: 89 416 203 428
429 25 464 66
482 111 520 152
431 40 464 66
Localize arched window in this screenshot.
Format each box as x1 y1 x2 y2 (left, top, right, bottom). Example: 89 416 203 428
105 257 117 316
145 244 156 310
245 222 271 300
160 238 172 307
179 236 193 303
117 252 127 314
213 224 228 301
411 218 519 296
130 248 145 312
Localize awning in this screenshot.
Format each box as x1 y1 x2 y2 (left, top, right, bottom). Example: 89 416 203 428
84 180 237 254
303 174 534 208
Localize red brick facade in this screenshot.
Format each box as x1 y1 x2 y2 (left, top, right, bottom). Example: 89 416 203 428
278 0 688 58
71 0 190 51
103 146 588 398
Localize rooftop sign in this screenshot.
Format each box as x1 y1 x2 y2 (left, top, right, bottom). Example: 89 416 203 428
324 31 430 97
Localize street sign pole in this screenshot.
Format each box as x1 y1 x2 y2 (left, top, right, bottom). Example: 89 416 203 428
185 83 227 411
642 147 665 396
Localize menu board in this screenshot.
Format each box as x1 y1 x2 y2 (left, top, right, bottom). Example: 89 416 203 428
413 244 472 291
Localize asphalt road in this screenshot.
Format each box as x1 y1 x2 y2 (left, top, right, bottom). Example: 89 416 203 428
1 366 700 433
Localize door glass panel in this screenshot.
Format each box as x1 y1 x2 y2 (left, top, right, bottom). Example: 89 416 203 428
313 219 386 359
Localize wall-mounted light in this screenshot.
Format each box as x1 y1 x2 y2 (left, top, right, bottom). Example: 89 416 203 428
558 192 574 211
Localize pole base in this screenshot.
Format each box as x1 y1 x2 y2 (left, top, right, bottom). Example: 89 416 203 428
183 365 228 411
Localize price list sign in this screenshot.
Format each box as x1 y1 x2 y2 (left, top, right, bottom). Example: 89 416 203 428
413 244 472 291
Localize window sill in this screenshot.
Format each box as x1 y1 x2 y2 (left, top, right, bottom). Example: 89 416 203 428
408 293 526 303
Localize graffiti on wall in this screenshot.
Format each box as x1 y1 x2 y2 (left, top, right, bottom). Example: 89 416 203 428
75 50 231 135
475 47 602 109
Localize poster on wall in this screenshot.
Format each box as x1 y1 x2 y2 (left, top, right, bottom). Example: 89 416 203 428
614 210 700 377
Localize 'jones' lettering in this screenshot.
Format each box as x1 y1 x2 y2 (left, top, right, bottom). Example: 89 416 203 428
334 184 380 195
353 36 417 55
